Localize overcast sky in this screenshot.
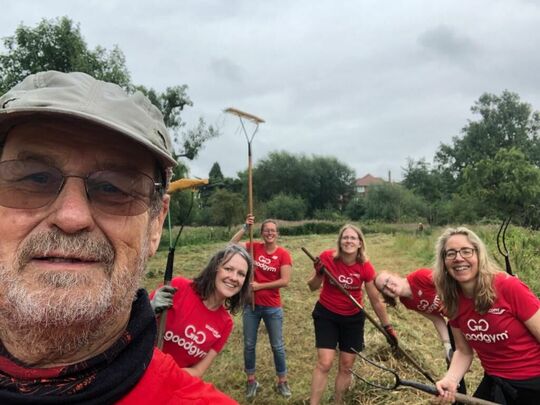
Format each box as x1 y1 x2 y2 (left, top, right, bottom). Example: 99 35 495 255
2 0 539 181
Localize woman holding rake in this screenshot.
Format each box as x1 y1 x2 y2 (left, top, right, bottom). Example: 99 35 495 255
307 224 397 405
434 227 540 405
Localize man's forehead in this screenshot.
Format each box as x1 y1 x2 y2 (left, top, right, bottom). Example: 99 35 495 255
3 119 158 171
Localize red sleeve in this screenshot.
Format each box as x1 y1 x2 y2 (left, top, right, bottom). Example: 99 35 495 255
279 247 292 266
501 275 540 322
362 261 376 282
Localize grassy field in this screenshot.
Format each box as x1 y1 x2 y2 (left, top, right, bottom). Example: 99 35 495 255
143 226 538 404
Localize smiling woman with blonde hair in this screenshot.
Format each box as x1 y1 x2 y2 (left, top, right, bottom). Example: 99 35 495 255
434 227 540 405
307 224 396 405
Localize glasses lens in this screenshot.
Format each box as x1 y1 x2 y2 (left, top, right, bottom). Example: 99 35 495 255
445 248 474 260
445 250 456 259
0 160 63 209
86 170 156 216
460 248 474 258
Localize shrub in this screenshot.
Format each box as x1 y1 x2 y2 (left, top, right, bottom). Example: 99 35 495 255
265 193 307 220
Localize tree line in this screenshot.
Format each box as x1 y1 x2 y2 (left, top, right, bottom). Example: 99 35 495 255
2 17 538 229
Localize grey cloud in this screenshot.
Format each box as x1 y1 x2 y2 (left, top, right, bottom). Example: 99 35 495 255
418 25 477 59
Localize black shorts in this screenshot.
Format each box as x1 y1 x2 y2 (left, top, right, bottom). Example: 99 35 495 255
312 301 365 353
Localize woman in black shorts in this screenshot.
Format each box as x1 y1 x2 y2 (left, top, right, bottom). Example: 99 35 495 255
307 224 397 404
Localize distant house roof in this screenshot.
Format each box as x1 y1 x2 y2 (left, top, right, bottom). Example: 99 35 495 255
355 174 385 187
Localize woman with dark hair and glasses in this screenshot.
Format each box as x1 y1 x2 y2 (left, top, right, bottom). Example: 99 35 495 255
307 224 397 405
150 245 252 378
434 227 540 405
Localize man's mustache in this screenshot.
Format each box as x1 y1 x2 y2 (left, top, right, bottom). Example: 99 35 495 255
16 229 115 273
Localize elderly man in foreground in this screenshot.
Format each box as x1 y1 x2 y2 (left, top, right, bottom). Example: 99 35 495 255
0 71 237 404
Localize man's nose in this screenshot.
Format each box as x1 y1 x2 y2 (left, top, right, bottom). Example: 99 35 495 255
46 178 95 234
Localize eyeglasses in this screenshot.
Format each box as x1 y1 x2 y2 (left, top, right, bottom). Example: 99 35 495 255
381 277 392 293
341 236 359 241
444 247 476 260
0 159 162 216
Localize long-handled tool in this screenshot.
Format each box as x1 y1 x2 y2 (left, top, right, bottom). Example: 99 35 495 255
302 246 436 384
225 107 264 310
156 178 208 349
351 349 500 405
496 216 513 276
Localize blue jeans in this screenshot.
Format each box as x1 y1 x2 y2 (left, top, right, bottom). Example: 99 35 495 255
243 305 287 377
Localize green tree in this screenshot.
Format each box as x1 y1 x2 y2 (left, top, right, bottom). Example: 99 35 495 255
207 189 244 230
402 158 451 203
0 17 130 93
345 197 366 221
0 17 218 159
265 193 307 220
364 183 427 222
461 148 540 228
435 90 540 180
252 151 356 215
209 162 225 184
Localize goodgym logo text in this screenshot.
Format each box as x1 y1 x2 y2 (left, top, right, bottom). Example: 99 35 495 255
464 319 508 343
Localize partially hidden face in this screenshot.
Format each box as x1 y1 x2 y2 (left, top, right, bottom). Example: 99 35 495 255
0 120 168 327
375 272 406 298
444 234 479 285
214 253 248 301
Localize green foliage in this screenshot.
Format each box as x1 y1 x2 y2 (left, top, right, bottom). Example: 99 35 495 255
461 148 540 228
252 151 356 216
0 17 130 93
345 197 366 220
402 158 451 202
0 17 218 161
265 193 307 220
277 221 342 236
364 183 427 222
207 189 244 229
312 208 346 221
209 162 225 184
436 90 540 177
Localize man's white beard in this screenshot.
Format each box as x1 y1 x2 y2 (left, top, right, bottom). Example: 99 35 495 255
0 229 149 363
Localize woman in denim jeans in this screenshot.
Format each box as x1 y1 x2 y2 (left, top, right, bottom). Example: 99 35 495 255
230 214 292 399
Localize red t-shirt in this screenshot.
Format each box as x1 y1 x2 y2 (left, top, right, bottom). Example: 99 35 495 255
246 242 292 307
150 277 233 368
117 348 238 404
449 273 540 379
318 249 375 316
401 268 445 316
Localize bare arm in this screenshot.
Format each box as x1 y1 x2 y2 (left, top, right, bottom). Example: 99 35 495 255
436 327 474 401
253 264 292 291
307 271 324 292
524 308 540 342
182 349 219 378
229 214 253 245
365 281 391 326
421 312 451 343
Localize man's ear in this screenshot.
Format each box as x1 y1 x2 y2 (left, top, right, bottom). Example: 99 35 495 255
148 194 170 256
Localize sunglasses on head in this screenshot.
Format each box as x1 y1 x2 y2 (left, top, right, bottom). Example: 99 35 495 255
0 159 162 216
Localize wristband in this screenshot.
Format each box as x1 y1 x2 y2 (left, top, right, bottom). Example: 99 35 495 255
242 223 249 232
